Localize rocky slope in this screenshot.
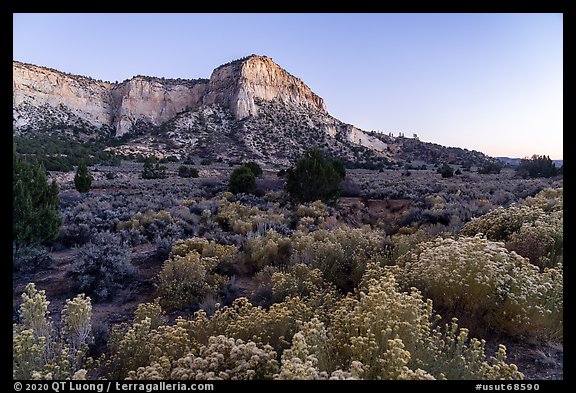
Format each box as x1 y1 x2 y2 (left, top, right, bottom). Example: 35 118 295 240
13 55 494 167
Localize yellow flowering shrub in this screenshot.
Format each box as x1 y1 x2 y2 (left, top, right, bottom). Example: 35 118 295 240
397 235 563 340
170 237 238 273
460 204 543 241
295 200 331 230
133 300 165 330
156 249 228 310
13 284 92 380
185 296 315 353
100 264 525 380
244 230 292 272
523 187 563 212
296 200 329 219
271 264 325 302
289 226 392 291
117 209 173 231
391 228 431 262
214 197 288 234
506 217 563 269
327 271 523 380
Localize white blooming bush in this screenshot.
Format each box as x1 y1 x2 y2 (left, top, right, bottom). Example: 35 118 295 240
460 204 544 241
461 188 563 268
107 315 191 379
169 335 279 380
13 283 92 379
397 235 563 340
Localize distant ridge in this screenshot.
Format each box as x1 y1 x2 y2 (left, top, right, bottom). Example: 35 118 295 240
497 157 563 168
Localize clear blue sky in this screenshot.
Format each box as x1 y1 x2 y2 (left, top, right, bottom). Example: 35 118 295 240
13 13 563 159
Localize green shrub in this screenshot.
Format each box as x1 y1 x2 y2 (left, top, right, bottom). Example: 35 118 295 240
286 149 344 204
74 162 92 193
243 161 263 177
437 163 454 178
330 159 346 178
142 158 167 179
178 165 199 178
516 155 560 178
13 150 61 245
478 162 502 174
228 165 256 194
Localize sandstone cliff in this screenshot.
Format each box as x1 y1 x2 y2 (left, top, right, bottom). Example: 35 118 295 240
111 77 208 136
13 61 114 129
13 55 327 137
204 55 326 119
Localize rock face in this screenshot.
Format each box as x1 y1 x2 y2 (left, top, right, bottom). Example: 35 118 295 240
204 55 326 119
13 55 327 137
111 77 208 136
13 61 115 129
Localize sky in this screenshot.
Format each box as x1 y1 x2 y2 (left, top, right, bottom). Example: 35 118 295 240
13 13 563 159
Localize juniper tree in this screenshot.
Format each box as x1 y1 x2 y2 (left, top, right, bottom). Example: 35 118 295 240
13 149 61 245
74 162 92 193
286 149 345 204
